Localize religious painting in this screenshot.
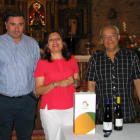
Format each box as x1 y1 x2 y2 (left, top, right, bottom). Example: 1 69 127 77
65 10 82 36
65 4 82 35
29 2 45 27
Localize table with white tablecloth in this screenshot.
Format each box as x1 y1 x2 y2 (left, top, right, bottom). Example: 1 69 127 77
61 123 140 140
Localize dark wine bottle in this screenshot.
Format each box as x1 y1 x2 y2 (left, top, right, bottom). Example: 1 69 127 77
103 98 112 133
114 96 123 131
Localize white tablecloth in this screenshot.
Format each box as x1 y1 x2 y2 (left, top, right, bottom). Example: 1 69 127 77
61 123 140 140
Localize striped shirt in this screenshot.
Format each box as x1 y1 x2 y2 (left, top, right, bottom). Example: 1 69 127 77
85 49 140 122
0 33 40 97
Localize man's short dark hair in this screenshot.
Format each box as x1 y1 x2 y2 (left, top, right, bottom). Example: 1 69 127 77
5 9 25 22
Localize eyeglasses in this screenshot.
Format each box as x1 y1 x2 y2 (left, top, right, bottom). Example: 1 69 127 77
101 33 118 41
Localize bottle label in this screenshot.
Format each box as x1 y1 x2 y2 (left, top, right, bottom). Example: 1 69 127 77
115 118 123 127
103 122 112 130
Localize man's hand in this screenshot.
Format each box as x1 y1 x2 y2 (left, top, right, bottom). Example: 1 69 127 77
134 79 140 101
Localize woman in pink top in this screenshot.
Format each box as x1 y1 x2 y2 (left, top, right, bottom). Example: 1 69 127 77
34 29 80 140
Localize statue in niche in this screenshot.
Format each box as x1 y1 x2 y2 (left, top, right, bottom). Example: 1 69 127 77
107 8 117 19
69 18 77 35
30 2 45 27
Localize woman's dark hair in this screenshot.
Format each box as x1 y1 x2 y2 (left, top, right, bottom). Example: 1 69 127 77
42 29 71 62
5 9 25 22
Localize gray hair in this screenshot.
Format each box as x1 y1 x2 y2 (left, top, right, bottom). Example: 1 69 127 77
100 25 120 37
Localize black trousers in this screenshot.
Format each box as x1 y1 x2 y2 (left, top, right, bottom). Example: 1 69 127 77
0 92 37 140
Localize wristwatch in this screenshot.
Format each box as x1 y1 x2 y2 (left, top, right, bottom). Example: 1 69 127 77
52 82 56 88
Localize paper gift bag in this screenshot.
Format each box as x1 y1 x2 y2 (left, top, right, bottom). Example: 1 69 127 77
73 92 96 134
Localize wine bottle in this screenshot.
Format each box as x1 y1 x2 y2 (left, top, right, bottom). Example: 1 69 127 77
103 98 112 133
114 96 123 130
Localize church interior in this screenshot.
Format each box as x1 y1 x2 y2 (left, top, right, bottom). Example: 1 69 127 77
0 0 140 54
0 0 140 139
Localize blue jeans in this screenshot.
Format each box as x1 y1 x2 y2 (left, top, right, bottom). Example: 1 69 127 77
0 92 37 140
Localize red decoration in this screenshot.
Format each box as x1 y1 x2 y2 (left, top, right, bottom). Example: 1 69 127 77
47 49 50 53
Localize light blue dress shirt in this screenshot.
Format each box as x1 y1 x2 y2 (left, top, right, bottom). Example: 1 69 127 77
0 33 40 97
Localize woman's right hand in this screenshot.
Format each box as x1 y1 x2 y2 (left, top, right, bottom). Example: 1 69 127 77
55 78 72 88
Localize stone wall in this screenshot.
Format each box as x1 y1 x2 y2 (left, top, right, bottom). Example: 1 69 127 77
91 0 140 51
